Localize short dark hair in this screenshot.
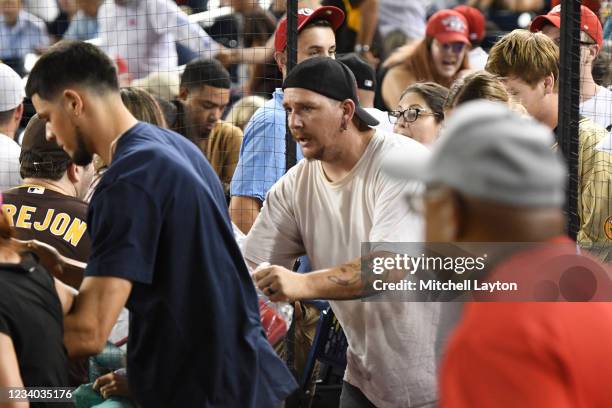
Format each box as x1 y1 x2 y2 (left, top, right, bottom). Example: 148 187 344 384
180 58 231 91
19 114 71 180
400 82 449 123
20 151 70 180
25 40 119 101
0 108 15 126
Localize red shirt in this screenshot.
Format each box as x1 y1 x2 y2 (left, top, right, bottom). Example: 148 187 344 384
440 238 612 407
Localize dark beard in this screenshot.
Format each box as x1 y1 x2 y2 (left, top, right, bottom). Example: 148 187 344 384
72 127 94 166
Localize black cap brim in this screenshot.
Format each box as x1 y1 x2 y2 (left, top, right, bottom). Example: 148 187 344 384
355 106 379 127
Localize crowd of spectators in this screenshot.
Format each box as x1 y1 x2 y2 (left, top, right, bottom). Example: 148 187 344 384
1 0 612 407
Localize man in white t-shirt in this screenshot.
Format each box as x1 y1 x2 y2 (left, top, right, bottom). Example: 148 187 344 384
531 5 611 131
247 57 440 407
97 0 223 79
0 63 24 191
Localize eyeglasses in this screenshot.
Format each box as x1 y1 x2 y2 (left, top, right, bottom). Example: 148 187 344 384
389 107 437 124
435 42 466 54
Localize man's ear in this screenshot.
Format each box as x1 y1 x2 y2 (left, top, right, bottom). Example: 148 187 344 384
543 74 555 95
13 103 23 124
66 163 79 184
178 87 189 101
587 43 599 62
341 99 356 129
274 51 287 75
63 89 84 117
427 191 462 242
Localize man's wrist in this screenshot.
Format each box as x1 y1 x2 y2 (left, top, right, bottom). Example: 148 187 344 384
297 272 316 300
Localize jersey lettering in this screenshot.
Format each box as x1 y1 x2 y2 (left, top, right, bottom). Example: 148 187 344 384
1 204 87 247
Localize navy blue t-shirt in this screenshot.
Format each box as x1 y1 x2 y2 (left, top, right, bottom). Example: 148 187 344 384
86 122 297 407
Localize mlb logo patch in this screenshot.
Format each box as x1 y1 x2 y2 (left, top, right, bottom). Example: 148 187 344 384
27 186 45 194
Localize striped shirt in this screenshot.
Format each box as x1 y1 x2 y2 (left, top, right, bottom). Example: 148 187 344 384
577 117 612 262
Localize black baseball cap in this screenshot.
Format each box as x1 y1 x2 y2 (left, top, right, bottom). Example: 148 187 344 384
20 114 71 177
337 53 376 91
282 57 379 126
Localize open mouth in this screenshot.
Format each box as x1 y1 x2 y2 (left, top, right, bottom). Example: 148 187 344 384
294 135 310 143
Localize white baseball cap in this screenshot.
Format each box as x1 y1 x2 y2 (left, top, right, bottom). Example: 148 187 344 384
0 63 25 112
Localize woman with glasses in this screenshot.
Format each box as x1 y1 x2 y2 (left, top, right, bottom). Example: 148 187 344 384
390 82 448 146
376 9 471 111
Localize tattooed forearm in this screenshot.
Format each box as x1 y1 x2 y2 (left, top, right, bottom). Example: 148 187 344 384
305 253 401 300
327 259 362 287
328 275 361 286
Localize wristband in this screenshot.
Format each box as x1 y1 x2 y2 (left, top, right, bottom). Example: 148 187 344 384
354 44 371 53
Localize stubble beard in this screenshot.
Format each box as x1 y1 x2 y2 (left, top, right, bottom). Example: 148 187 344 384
72 127 94 167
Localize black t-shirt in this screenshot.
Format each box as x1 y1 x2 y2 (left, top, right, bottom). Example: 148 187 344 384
0 253 70 407
2 186 91 288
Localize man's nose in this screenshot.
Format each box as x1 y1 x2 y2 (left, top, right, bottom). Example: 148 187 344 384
288 112 303 129
209 107 223 121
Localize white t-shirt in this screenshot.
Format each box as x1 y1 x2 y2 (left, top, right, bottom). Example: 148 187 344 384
580 85 612 132
98 0 220 79
244 130 440 407
0 133 22 191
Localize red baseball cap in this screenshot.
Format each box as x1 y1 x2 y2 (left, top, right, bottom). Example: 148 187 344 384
550 0 600 15
426 10 470 45
274 6 345 53
530 4 603 48
454 5 485 43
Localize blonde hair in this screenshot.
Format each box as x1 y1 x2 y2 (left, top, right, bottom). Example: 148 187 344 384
225 96 267 130
485 29 559 89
